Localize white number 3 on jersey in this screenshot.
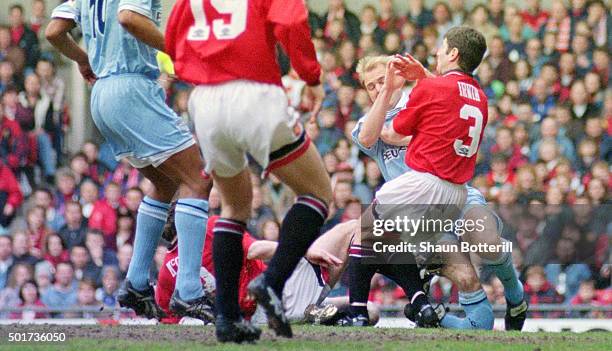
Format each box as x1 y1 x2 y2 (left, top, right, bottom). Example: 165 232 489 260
188 0 247 41
453 104 483 158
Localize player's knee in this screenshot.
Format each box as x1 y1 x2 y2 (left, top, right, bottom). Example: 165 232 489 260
178 177 212 199
454 269 481 293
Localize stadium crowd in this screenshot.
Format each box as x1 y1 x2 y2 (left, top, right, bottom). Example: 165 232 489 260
0 0 610 320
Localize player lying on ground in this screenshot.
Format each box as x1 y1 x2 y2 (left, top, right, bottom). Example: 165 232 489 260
165 0 332 342
157 211 383 325
46 0 212 321
390 48 528 331
344 54 519 331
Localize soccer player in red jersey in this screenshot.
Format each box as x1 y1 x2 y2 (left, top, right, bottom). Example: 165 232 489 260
370 27 488 225
165 0 334 342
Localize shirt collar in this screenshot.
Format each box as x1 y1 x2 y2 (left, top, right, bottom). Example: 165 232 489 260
442 69 472 78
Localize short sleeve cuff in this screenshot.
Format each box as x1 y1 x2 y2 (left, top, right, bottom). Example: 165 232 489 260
117 4 152 20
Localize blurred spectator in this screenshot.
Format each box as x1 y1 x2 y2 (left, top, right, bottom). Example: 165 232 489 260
88 182 122 239
521 0 549 33
0 235 13 289
248 186 275 237
24 205 51 257
545 238 592 301
11 231 37 266
82 141 110 185
10 280 48 320
17 73 57 183
324 0 361 45
530 118 576 164
85 229 117 267
41 261 76 312
69 245 101 285
543 0 571 52
116 244 132 280
42 233 69 268
70 279 100 318
359 5 385 47
8 4 39 70
523 265 564 317
78 180 99 219
58 201 87 250
115 215 134 250
0 161 22 229
33 260 52 296
406 0 433 29
69 153 91 187
107 159 140 193
96 265 119 309
0 262 33 318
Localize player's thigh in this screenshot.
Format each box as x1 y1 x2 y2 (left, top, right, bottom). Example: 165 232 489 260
271 143 333 205
155 144 210 199
211 169 252 221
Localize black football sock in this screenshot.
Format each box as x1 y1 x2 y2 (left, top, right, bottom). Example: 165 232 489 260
380 264 430 311
348 245 378 318
265 195 328 296
213 218 245 320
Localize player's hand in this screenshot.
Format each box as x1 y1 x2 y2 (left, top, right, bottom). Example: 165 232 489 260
77 60 97 85
306 247 343 268
304 84 325 124
384 60 405 92
391 53 430 81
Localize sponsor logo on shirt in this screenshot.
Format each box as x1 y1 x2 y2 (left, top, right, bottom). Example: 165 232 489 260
382 146 407 161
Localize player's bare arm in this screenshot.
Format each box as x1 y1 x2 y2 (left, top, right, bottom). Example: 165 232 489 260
247 239 341 268
45 18 96 84
118 10 165 52
380 128 412 146
381 124 411 146
358 61 404 148
247 240 278 261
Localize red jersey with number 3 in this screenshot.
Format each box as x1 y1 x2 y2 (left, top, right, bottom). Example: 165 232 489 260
392 71 488 184
165 0 320 87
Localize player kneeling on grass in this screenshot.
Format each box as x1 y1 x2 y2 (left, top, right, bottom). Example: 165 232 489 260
157 206 380 325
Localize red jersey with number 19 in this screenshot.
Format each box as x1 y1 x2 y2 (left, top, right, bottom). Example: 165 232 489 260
165 0 321 87
392 71 488 184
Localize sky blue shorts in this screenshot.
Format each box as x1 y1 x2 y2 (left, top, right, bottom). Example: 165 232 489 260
90 74 194 168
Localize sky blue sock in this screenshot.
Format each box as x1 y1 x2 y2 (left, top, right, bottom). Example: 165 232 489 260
440 289 494 330
483 246 524 305
174 198 209 301
127 196 170 291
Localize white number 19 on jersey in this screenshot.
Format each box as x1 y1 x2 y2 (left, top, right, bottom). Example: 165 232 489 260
188 0 247 41
453 104 483 158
